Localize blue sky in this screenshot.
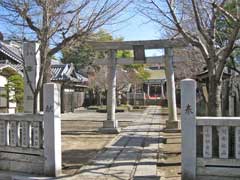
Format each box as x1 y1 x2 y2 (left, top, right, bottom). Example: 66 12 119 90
0 3 164 57
106 15 162 41
104 10 165 57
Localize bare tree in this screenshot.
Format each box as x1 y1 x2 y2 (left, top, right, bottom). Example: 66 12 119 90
139 0 240 116
88 65 140 106
0 0 131 113
173 47 206 83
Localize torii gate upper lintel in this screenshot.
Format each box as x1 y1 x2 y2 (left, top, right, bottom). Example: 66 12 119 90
87 38 187 50
88 38 188 133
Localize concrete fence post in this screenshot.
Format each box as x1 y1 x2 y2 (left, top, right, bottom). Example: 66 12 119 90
181 79 196 180
43 83 62 176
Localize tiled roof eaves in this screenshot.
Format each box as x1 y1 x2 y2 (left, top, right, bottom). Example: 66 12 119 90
0 43 23 64
0 41 88 83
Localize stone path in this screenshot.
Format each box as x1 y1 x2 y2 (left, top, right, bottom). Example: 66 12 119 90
67 106 165 180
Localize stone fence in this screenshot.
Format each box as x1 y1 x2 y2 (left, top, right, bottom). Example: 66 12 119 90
181 79 240 180
0 83 61 177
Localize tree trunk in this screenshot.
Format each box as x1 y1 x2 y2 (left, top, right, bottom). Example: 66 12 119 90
89 89 94 105
33 92 38 114
96 88 101 106
134 84 136 106
222 80 229 116
61 84 65 113
43 58 52 83
207 76 222 116
116 91 119 106
99 93 102 106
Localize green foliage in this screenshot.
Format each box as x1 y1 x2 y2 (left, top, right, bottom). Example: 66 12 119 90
62 30 113 69
4 75 24 112
62 29 150 83
137 66 151 80
62 44 95 69
116 50 133 58
62 29 133 70
124 64 150 81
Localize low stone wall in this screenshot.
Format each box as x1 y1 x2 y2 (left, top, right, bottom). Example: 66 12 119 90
0 83 62 177
0 114 44 174
181 79 240 180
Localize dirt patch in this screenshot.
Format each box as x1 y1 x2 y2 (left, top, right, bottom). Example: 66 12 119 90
62 133 116 175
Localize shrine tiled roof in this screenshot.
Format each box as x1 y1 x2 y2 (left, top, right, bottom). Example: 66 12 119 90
51 63 88 83
0 41 23 64
0 40 88 85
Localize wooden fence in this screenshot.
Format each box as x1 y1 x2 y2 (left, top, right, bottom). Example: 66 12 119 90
181 79 240 180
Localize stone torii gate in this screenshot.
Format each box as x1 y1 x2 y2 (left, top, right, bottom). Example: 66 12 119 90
88 38 187 133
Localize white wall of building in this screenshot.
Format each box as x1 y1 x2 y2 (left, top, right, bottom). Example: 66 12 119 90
0 75 16 113
0 75 8 108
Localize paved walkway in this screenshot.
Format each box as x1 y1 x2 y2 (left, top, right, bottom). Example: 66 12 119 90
66 106 165 180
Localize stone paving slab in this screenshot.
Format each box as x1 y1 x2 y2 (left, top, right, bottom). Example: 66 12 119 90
73 106 164 180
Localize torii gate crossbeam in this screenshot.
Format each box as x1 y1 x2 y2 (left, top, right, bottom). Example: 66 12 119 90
88 38 188 133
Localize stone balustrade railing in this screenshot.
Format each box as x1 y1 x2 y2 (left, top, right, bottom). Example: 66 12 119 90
0 113 43 150
181 79 240 180
0 83 61 177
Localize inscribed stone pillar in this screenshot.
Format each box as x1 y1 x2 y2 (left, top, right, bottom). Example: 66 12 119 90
43 83 62 176
181 79 196 180
164 48 178 129
100 50 120 133
23 42 40 113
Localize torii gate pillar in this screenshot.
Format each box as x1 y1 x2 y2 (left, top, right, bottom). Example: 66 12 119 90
164 48 179 129
100 50 121 134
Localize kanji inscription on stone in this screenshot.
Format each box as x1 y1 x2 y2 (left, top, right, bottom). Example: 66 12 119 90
10 121 17 146
32 122 40 148
0 121 5 145
45 105 53 113
235 127 240 159
21 122 29 147
203 126 212 158
218 126 229 159
185 104 193 115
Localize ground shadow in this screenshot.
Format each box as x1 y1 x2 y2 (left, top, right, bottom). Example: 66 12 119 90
62 149 101 174
112 135 166 148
